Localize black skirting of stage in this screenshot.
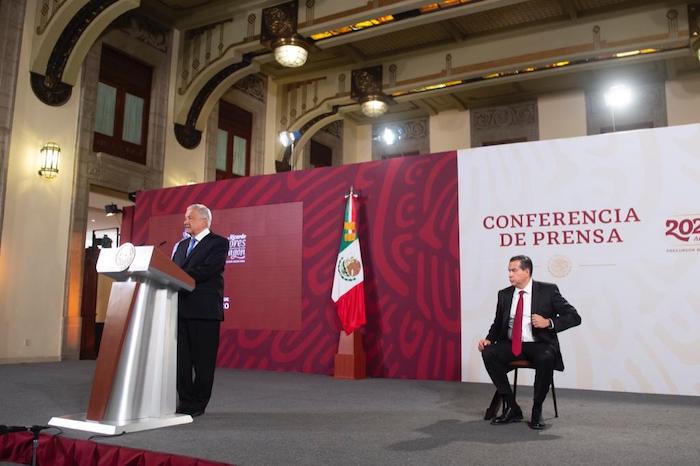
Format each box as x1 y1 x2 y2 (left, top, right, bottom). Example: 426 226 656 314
1 361 699 465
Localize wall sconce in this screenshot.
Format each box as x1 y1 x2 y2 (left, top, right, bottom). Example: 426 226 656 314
262 1 309 68
692 37 700 62
104 203 123 217
690 4 700 61
38 142 60 179
352 66 391 118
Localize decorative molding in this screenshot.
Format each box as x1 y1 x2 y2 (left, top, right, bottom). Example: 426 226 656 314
321 120 342 138
36 0 69 35
30 71 72 106
175 53 255 149
351 65 383 100
389 64 397 87
593 25 601 50
372 117 429 160
247 14 256 39
470 101 538 147
472 102 537 130
31 0 120 106
233 73 266 102
666 9 678 39
114 14 168 52
261 1 298 45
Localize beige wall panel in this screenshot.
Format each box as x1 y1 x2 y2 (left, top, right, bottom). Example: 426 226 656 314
430 109 470 152
539 90 587 140
0 0 80 362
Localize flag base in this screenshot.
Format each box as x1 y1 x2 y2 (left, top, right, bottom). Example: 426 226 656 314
334 330 366 379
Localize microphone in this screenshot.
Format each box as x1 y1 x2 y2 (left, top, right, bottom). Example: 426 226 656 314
158 240 168 247
0 425 29 434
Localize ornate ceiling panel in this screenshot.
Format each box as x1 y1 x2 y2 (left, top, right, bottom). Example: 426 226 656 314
453 0 566 35
351 22 454 57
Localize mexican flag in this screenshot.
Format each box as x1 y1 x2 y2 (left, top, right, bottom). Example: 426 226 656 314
331 190 366 334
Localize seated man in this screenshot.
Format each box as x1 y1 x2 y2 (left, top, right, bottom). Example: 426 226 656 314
477 255 581 429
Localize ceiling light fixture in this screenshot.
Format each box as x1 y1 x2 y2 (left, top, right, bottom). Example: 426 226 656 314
361 96 388 118
262 1 309 68
352 65 391 118
273 36 309 68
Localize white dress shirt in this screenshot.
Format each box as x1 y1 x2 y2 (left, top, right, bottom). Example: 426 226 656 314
508 279 534 342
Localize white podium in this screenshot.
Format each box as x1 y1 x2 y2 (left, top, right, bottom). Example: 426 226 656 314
50 243 195 434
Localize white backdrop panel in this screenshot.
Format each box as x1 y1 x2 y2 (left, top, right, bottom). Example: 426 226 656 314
458 124 700 396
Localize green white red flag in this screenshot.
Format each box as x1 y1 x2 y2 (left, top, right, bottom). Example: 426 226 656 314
331 187 366 334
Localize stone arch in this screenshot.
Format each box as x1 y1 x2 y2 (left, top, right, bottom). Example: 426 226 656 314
31 0 140 106
173 53 261 149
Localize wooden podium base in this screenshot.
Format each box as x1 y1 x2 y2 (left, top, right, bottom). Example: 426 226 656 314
334 330 366 379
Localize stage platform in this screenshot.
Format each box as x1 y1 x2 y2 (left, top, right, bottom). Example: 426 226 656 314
1 361 698 465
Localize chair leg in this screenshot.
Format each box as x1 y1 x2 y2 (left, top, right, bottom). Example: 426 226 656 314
512 368 518 399
551 381 558 418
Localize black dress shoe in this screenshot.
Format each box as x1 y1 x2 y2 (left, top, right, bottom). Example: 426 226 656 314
528 407 546 430
484 392 503 420
189 409 205 417
491 405 523 425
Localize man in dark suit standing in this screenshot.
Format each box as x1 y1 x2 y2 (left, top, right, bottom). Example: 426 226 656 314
478 255 581 429
172 204 229 417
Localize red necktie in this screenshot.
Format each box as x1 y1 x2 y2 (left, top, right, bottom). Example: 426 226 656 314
512 290 525 356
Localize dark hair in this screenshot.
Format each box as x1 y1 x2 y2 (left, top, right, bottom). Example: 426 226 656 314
509 255 533 275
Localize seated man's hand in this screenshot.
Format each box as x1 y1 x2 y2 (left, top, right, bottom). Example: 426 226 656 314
531 314 550 329
478 339 491 352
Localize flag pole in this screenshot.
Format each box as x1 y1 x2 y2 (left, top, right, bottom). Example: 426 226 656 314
333 185 367 379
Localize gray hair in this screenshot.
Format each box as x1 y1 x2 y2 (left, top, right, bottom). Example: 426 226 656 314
187 204 212 227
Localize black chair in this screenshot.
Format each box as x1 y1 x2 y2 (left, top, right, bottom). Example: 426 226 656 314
484 359 558 419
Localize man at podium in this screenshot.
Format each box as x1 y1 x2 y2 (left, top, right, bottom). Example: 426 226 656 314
172 204 229 417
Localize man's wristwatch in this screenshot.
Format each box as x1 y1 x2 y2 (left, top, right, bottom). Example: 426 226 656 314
548 319 554 329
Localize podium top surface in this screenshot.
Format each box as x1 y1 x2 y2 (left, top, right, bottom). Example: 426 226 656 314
96 243 194 291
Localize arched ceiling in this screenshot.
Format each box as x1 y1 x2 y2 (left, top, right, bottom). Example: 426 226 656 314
142 0 700 125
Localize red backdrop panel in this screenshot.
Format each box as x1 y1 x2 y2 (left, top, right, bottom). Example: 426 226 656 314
133 151 461 380
146 203 303 331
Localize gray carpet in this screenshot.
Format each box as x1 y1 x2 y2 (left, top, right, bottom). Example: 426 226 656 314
1 361 698 465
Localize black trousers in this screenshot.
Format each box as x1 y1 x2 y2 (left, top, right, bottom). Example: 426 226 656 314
481 341 556 407
177 318 221 411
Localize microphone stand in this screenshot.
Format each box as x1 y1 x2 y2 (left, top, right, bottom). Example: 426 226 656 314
1 424 51 466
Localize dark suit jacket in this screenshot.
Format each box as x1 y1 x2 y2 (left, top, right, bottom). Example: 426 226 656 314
173 232 229 321
485 280 581 371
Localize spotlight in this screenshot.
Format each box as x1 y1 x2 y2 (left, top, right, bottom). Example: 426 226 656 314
604 84 633 108
279 130 301 147
381 127 397 145
104 203 123 217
